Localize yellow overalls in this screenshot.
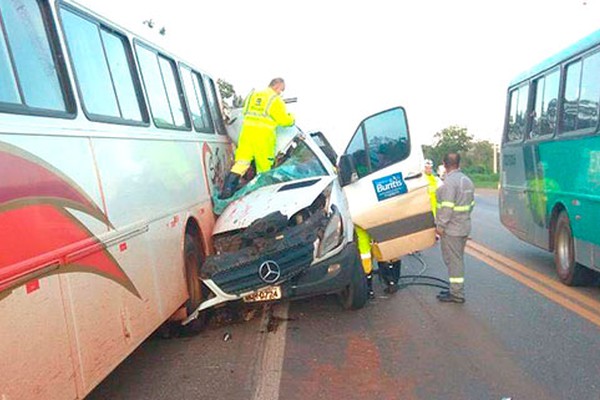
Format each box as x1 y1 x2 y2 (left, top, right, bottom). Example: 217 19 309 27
231 87 295 175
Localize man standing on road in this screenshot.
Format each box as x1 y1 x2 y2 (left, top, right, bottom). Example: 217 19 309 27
220 77 295 199
435 153 474 304
424 159 440 217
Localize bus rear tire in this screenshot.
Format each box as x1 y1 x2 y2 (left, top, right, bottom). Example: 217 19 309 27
179 233 208 335
554 211 596 286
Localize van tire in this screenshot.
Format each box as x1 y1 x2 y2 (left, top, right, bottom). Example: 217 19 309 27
554 211 597 286
339 252 368 310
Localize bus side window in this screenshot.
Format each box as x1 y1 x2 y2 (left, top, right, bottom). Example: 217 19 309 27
179 65 214 133
579 52 600 131
531 69 559 138
0 0 71 114
203 75 227 135
60 8 145 124
562 60 582 133
506 84 529 142
135 43 189 130
564 52 600 133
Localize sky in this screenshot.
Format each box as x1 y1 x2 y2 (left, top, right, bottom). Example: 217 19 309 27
78 0 599 152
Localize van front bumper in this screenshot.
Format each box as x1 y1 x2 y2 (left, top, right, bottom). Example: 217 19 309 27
283 241 359 299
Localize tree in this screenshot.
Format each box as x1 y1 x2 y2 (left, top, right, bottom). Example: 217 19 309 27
426 125 473 165
217 79 243 108
464 140 494 174
217 79 235 100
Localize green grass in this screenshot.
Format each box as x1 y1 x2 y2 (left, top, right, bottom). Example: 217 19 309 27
469 173 499 189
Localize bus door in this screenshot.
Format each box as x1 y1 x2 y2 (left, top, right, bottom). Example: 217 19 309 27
338 107 436 261
500 84 544 245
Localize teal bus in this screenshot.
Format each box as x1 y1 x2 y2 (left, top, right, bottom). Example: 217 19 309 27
500 28 600 286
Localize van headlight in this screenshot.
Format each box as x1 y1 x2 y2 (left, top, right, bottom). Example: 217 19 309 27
317 206 343 258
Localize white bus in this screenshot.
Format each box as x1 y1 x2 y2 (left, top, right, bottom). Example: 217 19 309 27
0 0 232 398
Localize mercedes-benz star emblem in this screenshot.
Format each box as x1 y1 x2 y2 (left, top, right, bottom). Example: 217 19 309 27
258 260 281 284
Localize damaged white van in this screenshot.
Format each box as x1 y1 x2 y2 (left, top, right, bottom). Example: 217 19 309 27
183 107 435 325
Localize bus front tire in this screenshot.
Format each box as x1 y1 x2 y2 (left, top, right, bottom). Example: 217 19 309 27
180 233 208 335
553 211 597 286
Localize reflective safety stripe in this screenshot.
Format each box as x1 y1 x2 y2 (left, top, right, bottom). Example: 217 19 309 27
453 201 475 212
360 253 371 260
438 201 455 209
437 201 475 212
449 277 464 283
264 94 277 116
242 90 254 114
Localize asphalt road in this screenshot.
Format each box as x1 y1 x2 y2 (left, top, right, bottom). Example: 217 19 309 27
89 189 600 400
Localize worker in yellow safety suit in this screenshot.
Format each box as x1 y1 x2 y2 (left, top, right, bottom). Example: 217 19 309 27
424 159 440 217
219 78 295 199
356 226 401 298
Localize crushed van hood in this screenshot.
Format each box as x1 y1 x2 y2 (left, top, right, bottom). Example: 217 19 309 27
213 176 335 235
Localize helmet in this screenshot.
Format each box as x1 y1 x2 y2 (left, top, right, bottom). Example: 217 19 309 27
424 159 434 167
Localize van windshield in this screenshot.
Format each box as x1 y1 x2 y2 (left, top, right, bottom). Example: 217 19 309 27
212 135 327 214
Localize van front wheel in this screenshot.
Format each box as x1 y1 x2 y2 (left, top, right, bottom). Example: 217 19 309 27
339 251 368 310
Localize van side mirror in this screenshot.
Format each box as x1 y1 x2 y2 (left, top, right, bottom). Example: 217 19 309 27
338 154 358 186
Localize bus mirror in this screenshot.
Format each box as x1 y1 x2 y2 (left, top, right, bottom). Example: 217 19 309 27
338 155 358 186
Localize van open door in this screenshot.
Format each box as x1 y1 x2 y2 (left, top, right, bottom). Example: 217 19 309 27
338 107 436 261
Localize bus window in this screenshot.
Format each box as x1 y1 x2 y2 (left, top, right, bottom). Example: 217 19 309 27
531 69 559 138
158 56 188 129
61 8 144 123
0 26 19 104
506 84 529 142
562 60 582 133
562 53 600 133
100 30 145 122
578 52 600 130
203 75 226 134
180 65 213 133
0 0 67 113
192 72 214 131
136 43 189 130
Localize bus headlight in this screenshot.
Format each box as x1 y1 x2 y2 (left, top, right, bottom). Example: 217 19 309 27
317 206 343 258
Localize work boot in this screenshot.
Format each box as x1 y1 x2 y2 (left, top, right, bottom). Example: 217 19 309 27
436 289 450 298
437 292 465 304
219 172 241 199
384 281 399 294
366 273 375 300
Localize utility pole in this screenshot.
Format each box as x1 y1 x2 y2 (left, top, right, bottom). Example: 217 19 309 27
493 143 499 174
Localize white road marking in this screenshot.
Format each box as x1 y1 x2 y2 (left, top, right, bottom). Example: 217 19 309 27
252 301 289 400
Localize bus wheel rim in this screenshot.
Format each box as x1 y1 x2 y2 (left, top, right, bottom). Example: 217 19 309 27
557 227 571 276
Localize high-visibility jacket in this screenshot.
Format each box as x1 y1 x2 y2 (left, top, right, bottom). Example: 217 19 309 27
425 172 439 216
435 169 475 236
234 87 295 173
355 226 373 275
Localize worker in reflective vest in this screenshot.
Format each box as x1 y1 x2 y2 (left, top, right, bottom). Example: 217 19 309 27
219 78 295 199
424 159 440 217
435 153 474 304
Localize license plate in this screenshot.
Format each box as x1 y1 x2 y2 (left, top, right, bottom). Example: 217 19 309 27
243 286 282 303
